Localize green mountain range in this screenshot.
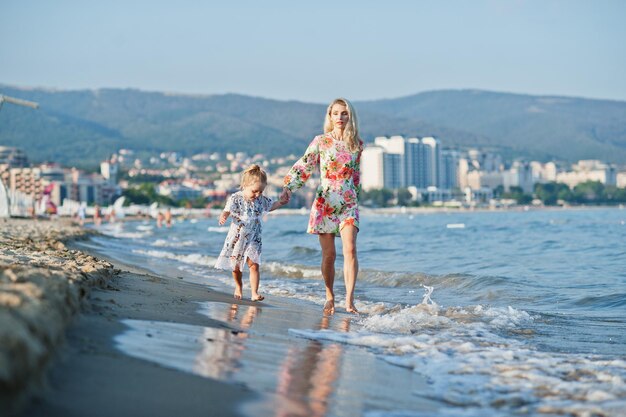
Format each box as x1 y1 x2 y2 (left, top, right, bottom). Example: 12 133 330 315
1 85 625 169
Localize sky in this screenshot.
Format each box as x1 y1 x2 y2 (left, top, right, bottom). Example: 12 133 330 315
1 0 625 103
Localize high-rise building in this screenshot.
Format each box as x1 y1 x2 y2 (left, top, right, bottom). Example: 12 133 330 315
101 155 119 185
374 136 406 187
405 138 429 189
503 161 533 193
383 153 402 189
441 150 460 189
361 135 447 190
421 137 442 188
361 146 385 190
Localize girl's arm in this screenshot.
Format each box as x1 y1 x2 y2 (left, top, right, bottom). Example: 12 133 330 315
268 189 290 212
219 194 235 225
283 136 320 192
218 210 230 225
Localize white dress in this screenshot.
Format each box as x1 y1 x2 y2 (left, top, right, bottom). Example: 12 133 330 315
214 191 274 271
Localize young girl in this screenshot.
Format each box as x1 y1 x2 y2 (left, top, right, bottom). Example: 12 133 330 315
215 164 288 301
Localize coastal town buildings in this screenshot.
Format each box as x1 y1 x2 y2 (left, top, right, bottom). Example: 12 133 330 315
1 141 626 214
0 149 120 214
359 137 623 204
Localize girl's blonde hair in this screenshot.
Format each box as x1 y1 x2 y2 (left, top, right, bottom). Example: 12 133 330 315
323 97 361 152
240 164 267 189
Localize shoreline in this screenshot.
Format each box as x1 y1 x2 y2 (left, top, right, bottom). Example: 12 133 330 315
5 218 438 417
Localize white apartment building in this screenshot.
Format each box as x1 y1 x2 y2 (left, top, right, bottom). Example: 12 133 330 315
503 161 534 193
361 146 385 190
556 160 617 188
466 170 503 191
421 137 442 188
531 161 558 183
364 135 448 191
100 156 120 185
457 150 504 190
467 149 502 172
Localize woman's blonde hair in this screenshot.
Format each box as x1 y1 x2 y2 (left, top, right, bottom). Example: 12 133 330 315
323 97 361 152
240 164 267 189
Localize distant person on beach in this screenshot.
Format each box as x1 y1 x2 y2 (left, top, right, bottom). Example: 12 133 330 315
165 208 172 227
281 98 362 315
93 204 102 227
215 164 289 301
156 211 164 228
77 202 86 226
109 208 116 223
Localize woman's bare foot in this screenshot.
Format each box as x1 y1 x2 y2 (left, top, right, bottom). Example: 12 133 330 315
234 287 242 300
323 299 335 316
251 294 265 302
346 303 359 314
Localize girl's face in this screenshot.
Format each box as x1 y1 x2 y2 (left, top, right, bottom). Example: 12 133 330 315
330 103 349 131
243 180 266 201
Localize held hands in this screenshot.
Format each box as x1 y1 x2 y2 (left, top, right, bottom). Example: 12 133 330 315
279 188 292 206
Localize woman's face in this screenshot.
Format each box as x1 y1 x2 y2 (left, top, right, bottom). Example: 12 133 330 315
330 103 349 131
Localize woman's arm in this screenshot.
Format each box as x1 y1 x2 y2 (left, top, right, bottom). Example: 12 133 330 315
353 147 362 199
283 137 320 192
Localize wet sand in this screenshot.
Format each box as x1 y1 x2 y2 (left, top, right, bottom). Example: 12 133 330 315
4 219 437 417
20 263 253 417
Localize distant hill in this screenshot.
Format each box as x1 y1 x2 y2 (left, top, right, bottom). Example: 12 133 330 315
1 85 625 168
358 90 626 163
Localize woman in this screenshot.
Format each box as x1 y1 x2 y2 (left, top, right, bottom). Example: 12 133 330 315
282 98 362 314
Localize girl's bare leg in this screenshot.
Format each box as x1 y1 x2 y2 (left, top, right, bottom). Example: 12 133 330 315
319 233 336 314
340 225 359 313
232 267 243 299
247 259 264 301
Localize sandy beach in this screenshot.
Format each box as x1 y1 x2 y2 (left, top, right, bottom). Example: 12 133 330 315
0 218 116 415
2 218 437 417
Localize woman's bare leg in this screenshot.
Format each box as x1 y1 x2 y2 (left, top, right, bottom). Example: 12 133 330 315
340 225 358 313
319 233 336 314
232 267 243 299
247 259 264 301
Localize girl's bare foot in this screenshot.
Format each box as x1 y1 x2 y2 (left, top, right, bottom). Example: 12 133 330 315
251 294 265 302
234 288 242 300
323 299 335 315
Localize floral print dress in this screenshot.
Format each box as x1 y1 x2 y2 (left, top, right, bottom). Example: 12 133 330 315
284 133 362 235
214 191 274 271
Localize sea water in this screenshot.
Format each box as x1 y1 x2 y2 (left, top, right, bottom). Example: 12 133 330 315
89 207 626 416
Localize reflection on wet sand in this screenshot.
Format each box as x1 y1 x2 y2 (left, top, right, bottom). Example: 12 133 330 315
274 317 351 417
195 304 260 379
